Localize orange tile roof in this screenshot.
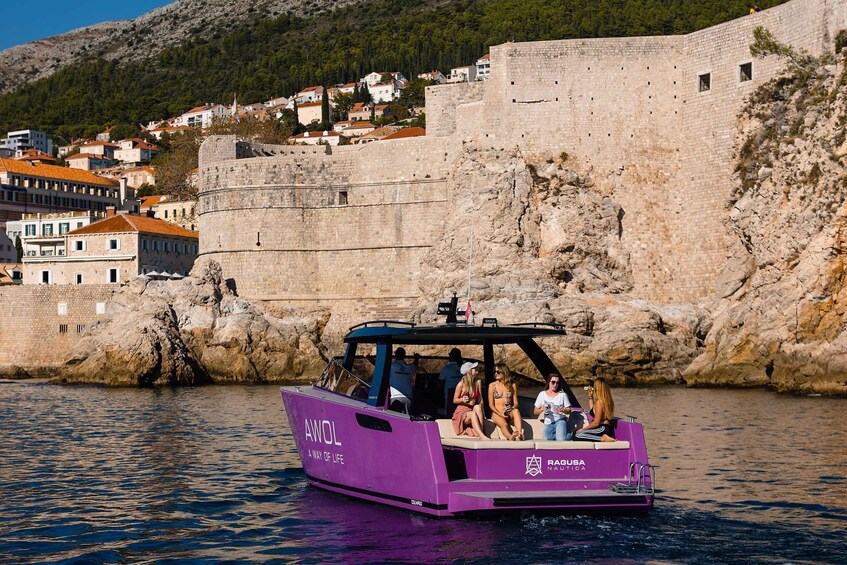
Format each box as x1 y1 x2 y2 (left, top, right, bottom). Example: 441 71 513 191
140 195 167 208
478 53 490 60
383 127 426 140
121 139 159 151
66 152 110 160
0 158 119 186
297 101 322 108
185 105 212 114
347 121 376 129
351 102 367 112
0 263 22 285
69 214 198 238
358 126 399 140
298 85 321 92
122 165 155 174
16 149 57 163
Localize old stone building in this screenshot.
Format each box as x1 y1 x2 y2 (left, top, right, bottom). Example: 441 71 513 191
25 212 198 285
0 158 122 223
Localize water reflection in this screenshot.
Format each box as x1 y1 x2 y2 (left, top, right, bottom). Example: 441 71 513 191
0 381 845 563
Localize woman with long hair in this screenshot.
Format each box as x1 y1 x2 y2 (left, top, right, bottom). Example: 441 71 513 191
451 362 489 439
488 364 524 440
575 377 616 442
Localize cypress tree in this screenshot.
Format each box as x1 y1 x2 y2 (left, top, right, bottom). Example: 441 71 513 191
321 87 330 124
14 236 22 263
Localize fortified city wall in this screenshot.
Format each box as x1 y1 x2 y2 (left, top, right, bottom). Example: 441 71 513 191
199 0 847 315
0 285 116 374
199 134 460 317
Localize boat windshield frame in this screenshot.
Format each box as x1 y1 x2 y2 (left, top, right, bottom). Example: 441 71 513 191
339 322 580 409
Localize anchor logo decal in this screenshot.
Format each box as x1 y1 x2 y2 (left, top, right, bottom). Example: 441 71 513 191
525 455 542 477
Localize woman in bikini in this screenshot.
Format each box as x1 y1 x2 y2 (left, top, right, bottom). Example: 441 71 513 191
489 364 524 440
451 362 489 439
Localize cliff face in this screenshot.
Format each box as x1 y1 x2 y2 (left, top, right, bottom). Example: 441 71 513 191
414 146 709 384
685 51 847 395
54 261 326 386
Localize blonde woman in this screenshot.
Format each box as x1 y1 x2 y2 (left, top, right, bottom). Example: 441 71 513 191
451 362 489 439
488 364 524 441
575 377 616 442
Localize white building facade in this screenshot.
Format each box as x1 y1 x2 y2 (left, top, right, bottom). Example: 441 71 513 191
0 130 53 156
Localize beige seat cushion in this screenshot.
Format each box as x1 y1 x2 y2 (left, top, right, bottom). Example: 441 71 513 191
441 437 531 449
436 419 455 438
594 440 630 449
533 440 596 450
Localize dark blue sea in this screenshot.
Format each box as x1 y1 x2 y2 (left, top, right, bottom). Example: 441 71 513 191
1 381 845 564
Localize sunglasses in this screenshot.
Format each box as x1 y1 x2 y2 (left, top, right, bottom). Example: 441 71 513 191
549 380 559 384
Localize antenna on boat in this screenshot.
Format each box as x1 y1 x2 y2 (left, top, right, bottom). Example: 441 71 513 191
466 220 473 324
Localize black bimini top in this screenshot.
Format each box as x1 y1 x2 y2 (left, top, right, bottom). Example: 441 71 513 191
343 320 579 408
344 321 567 345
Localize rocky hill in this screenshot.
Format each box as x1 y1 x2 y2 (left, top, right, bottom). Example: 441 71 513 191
0 0 356 93
684 47 847 395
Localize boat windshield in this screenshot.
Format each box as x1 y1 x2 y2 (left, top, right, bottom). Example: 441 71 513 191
315 358 372 400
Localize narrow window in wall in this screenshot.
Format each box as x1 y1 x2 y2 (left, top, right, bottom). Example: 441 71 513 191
698 73 711 92
75 273 83 284
41 270 50 284
57 303 68 316
739 62 753 82
338 191 348 205
108 268 119 283
109 238 120 250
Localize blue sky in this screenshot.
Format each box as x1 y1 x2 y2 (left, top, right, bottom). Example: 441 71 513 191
0 1 172 51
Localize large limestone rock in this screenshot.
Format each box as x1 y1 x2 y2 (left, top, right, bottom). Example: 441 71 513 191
685 51 847 395
54 261 327 386
414 146 708 384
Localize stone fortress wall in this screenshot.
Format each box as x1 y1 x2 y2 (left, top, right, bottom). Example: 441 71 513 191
199 0 847 315
199 133 461 316
0 285 116 374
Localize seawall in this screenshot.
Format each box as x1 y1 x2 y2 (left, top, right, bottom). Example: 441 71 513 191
0 285 116 375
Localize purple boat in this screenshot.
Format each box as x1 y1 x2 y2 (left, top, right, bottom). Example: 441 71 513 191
281 303 655 516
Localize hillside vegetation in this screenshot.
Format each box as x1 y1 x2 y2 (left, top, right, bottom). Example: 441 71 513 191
0 0 787 138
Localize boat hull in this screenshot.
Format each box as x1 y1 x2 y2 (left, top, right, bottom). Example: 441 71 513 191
282 386 654 517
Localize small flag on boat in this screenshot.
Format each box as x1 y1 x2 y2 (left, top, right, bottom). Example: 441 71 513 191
465 300 474 325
